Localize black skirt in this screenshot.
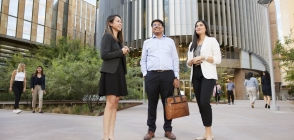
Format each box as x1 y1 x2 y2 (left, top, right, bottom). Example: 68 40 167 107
99 59 128 96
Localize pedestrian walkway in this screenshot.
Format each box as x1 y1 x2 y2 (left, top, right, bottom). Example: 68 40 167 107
1 100 293 140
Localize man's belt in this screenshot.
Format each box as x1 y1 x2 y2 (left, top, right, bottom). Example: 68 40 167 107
150 70 172 72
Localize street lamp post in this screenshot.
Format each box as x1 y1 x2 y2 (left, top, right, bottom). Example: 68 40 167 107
262 1 280 110
266 14 279 110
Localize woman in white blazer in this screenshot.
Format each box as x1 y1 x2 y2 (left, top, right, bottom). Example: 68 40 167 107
186 20 221 140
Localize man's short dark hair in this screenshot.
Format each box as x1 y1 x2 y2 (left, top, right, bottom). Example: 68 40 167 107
151 19 164 28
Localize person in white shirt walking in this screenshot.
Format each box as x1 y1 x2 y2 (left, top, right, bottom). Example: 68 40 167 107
9 63 26 114
244 72 259 108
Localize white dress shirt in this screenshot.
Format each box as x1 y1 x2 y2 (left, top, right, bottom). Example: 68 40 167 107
140 35 180 79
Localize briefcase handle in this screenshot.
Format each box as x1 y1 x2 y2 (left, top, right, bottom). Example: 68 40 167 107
172 88 183 103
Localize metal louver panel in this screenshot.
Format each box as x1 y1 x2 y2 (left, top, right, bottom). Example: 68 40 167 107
231 0 237 48
222 0 227 46
217 0 222 45
226 0 232 47
212 0 216 38
242 0 248 51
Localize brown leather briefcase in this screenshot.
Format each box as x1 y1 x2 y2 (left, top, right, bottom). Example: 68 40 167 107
165 88 190 120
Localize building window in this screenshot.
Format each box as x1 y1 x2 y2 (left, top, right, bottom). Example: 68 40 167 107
24 0 33 21
53 0 58 5
36 25 44 43
8 0 19 17
62 1 69 36
7 16 17 37
51 29 57 44
23 21 31 40
38 0 46 25
0 0 2 12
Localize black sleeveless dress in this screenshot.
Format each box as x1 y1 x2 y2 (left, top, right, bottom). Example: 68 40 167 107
98 41 128 96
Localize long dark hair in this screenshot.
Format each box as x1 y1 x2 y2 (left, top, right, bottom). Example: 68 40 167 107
104 15 124 44
247 72 253 80
264 71 270 79
190 20 211 52
33 66 44 77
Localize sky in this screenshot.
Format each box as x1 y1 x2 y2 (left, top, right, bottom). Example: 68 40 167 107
83 0 96 5
275 0 283 42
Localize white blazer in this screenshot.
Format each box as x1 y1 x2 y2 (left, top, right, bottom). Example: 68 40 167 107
186 36 221 81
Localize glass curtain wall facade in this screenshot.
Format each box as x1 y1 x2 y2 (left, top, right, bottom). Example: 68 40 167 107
96 0 278 99
0 0 96 65
0 0 95 45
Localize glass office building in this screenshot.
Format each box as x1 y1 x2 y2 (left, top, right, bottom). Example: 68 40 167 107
0 0 96 64
96 0 280 99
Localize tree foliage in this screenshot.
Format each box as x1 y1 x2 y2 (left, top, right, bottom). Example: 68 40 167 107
273 29 294 83
0 37 143 112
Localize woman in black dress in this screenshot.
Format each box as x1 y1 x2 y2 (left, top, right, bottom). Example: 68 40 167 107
261 71 271 109
99 15 129 140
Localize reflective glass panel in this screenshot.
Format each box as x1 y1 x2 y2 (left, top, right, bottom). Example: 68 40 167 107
0 0 2 12
84 4 87 20
53 0 58 10
24 0 33 21
52 9 57 29
36 25 44 43
9 0 19 17
38 2 46 25
7 16 17 37
51 28 56 43
39 0 46 5
22 21 31 40
80 18 82 30
85 20 86 31
53 0 58 5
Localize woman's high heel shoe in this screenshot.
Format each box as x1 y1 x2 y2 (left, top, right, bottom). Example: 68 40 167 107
265 104 267 108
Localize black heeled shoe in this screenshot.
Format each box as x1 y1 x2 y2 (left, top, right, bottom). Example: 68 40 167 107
268 105 270 109
265 104 267 108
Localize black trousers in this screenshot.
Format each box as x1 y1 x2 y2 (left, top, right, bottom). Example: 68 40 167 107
215 93 220 102
192 66 215 126
145 70 174 132
227 90 234 103
12 81 23 109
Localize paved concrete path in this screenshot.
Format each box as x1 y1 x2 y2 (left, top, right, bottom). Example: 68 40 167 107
1 100 294 140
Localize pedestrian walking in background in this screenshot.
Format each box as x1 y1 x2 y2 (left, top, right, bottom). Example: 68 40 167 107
9 63 26 114
261 71 271 109
186 20 221 140
98 15 129 140
226 78 235 105
140 19 179 140
30 66 46 113
213 82 222 104
244 72 259 108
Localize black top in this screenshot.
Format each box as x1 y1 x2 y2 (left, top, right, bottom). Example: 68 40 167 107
30 74 46 90
100 33 127 74
36 77 42 85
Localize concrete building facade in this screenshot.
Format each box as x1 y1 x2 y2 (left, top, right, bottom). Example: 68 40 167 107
96 0 281 99
278 0 294 87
